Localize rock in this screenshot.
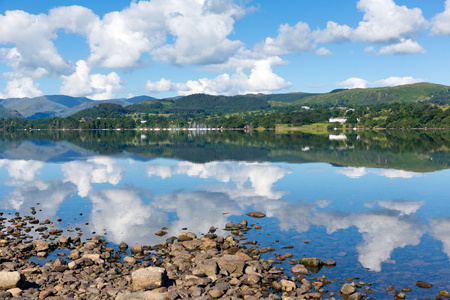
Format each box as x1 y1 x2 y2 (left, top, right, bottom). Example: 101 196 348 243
124 256 137 264
348 292 362 300
155 231 167 237
0 272 24 290
280 279 296 292
340 283 356 295
323 259 337 266
58 236 71 244
131 245 144 255
291 264 309 275
67 249 80 260
119 242 129 251
132 267 167 291
217 255 246 277
32 240 49 252
116 291 170 300
440 291 450 297
39 290 53 299
259 247 275 253
197 259 218 277
416 281 433 288
178 232 196 242
246 211 266 218
299 257 323 267
394 290 406 299
82 253 104 264
182 239 203 251
401 287 412 293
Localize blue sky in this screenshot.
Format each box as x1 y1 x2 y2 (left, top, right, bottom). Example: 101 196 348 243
1 0 450 100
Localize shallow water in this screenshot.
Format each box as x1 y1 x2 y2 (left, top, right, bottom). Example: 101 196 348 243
0 130 449 298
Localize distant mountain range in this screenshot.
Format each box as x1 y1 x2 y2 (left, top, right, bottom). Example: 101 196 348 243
0 95 156 119
0 82 449 119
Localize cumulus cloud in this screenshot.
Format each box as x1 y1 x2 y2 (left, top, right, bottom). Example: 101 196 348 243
336 76 425 90
0 159 45 181
378 200 424 215
378 39 425 55
431 0 450 36
336 78 369 89
315 209 425 271
62 157 125 197
337 167 422 179
147 57 291 96
0 77 44 98
315 47 333 56
313 0 428 55
430 218 450 259
60 60 124 100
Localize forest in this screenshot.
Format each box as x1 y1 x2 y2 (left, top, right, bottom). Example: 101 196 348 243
0 102 448 131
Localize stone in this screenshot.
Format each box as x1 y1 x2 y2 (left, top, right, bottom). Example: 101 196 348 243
299 257 323 267
0 272 24 290
116 291 170 300
416 281 433 289
131 245 144 254
217 255 246 277
124 256 137 264
340 283 356 295
197 259 218 277
246 211 266 218
155 231 167 237
58 236 71 244
119 242 129 251
280 279 296 292
132 267 167 292
348 292 362 300
182 239 203 251
291 264 309 275
32 240 49 252
6 288 21 297
39 290 53 299
259 247 275 253
178 232 196 242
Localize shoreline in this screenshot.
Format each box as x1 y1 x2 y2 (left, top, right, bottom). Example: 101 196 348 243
0 213 446 299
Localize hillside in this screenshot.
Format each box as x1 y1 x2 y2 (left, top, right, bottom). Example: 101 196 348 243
126 94 270 114
0 108 22 118
70 103 128 119
293 83 450 106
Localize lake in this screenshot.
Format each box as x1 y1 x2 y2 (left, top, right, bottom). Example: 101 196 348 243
0 130 449 298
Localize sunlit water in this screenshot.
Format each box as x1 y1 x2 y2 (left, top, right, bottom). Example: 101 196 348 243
0 130 449 298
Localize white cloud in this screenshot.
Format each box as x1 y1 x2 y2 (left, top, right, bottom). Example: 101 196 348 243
336 78 368 89
315 47 333 56
0 77 44 98
336 167 368 178
313 0 428 55
378 200 424 215
353 0 428 43
0 159 44 181
336 76 425 90
62 157 125 197
430 218 450 259
257 22 314 56
60 60 124 100
0 10 73 78
378 39 425 55
373 76 424 87
372 169 422 179
431 0 450 36
147 57 291 96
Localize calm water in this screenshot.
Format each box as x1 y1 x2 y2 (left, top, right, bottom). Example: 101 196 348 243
0 130 449 298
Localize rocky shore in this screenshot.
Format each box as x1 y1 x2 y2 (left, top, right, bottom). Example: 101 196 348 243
0 212 447 300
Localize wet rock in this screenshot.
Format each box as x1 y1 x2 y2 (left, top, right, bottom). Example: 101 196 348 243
440 291 450 297
32 240 49 252
340 283 356 295
258 247 275 253
0 272 24 290
323 259 336 266
119 242 129 251
246 211 266 218
394 290 406 299
299 257 323 268
131 245 144 255
291 264 309 275
416 281 433 288
178 232 196 242
348 292 362 300
280 279 296 292
155 231 167 237
132 267 167 292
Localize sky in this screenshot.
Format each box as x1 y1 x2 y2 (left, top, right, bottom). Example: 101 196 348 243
0 0 450 100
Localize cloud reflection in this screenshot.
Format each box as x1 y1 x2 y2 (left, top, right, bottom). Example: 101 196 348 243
337 167 421 179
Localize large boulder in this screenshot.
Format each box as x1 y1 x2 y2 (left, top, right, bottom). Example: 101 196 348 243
217 255 246 277
132 267 167 292
0 272 24 290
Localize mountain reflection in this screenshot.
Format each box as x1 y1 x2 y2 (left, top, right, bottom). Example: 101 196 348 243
0 155 449 272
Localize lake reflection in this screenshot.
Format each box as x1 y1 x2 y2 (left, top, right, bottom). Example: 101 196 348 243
0 130 449 296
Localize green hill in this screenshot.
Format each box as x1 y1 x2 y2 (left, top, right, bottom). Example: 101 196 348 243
71 103 128 119
292 83 450 106
0 108 23 118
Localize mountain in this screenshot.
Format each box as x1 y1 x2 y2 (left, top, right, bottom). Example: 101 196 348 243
0 108 22 118
126 95 157 104
70 103 127 119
